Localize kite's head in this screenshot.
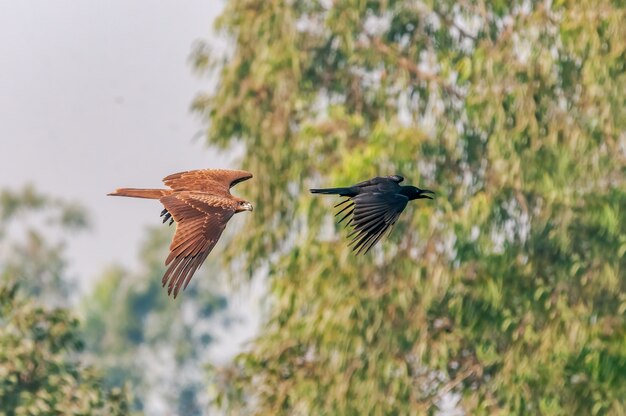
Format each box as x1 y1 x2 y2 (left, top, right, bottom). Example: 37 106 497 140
236 200 254 212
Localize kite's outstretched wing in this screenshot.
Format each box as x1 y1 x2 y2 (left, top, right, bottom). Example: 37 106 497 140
159 193 238 298
162 169 253 196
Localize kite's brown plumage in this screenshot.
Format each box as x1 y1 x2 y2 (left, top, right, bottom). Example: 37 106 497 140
109 169 253 298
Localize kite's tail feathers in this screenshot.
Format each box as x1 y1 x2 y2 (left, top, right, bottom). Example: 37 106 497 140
310 187 355 197
107 188 169 199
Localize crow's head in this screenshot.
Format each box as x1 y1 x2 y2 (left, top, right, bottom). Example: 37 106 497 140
402 186 435 200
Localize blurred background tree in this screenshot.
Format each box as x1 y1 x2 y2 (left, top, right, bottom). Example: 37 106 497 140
0 186 88 304
80 226 229 415
0 280 131 416
0 187 132 415
193 0 626 414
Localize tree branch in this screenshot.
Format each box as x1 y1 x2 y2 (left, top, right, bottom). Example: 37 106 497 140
368 36 464 99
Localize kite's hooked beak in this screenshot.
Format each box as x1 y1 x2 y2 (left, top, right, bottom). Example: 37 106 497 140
421 189 435 200
243 201 254 211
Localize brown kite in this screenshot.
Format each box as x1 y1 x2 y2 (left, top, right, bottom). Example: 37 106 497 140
109 169 253 298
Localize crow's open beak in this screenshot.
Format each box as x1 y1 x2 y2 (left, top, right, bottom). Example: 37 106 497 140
422 189 435 199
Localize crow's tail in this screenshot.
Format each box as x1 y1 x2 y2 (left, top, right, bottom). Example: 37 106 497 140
108 188 170 199
310 187 355 197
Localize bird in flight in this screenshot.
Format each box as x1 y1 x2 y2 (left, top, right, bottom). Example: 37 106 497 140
310 175 433 254
109 169 253 298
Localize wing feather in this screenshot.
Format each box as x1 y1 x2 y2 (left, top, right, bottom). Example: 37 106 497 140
340 193 408 254
353 175 404 188
160 193 237 298
162 169 253 197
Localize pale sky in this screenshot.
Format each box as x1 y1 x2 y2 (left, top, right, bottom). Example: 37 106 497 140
0 1 233 290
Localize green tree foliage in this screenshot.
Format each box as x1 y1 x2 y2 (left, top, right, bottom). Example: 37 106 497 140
193 0 626 414
0 280 130 416
0 187 131 415
81 226 228 415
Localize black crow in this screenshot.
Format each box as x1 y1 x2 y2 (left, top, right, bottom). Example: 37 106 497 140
310 175 433 254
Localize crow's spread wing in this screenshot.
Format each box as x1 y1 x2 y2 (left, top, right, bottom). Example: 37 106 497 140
159 193 237 298
341 192 408 254
162 169 253 196
353 175 404 188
